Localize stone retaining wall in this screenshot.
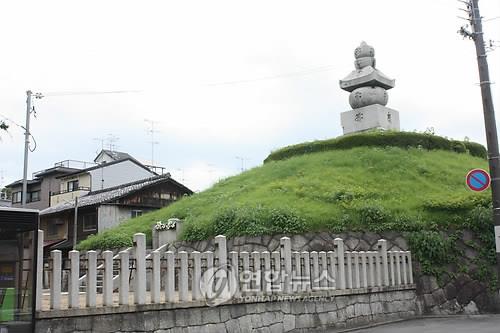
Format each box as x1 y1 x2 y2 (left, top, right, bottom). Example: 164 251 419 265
35 286 418 333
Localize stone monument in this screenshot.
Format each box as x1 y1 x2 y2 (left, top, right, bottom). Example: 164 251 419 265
339 41 399 135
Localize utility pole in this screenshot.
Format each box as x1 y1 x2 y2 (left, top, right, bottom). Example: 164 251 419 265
459 0 500 284
22 90 42 207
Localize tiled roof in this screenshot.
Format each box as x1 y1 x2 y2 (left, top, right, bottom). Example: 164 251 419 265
96 150 134 162
40 174 174 216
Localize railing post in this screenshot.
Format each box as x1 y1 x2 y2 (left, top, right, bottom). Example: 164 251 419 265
334 238 346 290
368 251 375 287
215 235 227 267
292 251 302 292
378 239 389 287
252 251 262 294
178 251 189 301
301 251 311 292
262 251 271 295
119 251 130 305
353 251 360 289
36 230 43 311
319 251 328 289
280 237 292 294
192 251 202 300
86 251 97 307
240 251 250 294
103 250 113 306
310 251 319 290
50 250 61 310
407 251 414 284
165 251 175 302
229 251 240 298
133 233 146 305
327 251 336 289
360 251 368 288
69 250 80 308
215 235 229 299
396 251 402 286
151 250 161 303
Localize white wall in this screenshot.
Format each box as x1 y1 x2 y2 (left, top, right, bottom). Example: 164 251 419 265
89 160 155 191
97 205 132 231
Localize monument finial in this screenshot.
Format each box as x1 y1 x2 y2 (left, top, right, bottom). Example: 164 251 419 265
338 42 399 134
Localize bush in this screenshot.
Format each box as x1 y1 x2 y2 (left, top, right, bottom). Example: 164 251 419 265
407 231 457 275
206 205 306 240
264 131 486 163
423 195 491 211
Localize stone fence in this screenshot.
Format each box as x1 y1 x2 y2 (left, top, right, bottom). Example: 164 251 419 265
36 231 413 312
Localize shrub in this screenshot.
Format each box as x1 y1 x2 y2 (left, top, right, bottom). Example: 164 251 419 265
264 131 486 163
407 231 457 275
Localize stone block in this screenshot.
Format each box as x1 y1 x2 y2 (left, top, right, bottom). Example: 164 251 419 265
340 104 399 135
201 307 221 325
431 289 447 306
225 319 242 333
295 314 316 329
269 323 283 333
158 310 175 329
283 314 295 332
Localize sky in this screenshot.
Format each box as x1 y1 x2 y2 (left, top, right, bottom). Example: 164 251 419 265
1 0 499 192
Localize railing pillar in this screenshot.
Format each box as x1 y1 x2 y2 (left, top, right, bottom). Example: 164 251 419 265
301 251 311 292
86 251 97 307
68 250 80 308
36 230 43 311
378 239 389 287
178 251 189 301
50 250 62 310
327 251 336 289
311 251 319 290
192 251 202 300
133 233 146 305
280 237 292 294
261 251 271 295
119 251 130 305
103 251 113 306
334 238 346 290
165 251 175 302
151 250 161 303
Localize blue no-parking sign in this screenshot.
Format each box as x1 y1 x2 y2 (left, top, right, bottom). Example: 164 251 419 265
466 168 491 192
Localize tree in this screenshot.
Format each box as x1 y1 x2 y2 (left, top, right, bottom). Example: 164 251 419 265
0 120 7 131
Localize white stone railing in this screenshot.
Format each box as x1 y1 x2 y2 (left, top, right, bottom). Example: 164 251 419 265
36 231 413 311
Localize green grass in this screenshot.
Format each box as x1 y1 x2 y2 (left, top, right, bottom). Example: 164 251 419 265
78 145 491 250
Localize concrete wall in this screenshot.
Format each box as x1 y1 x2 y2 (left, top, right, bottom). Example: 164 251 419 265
35 286 419 333
89 160 155 191
97 205 133 231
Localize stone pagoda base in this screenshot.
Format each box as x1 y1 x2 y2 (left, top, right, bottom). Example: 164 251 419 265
340 104 400 135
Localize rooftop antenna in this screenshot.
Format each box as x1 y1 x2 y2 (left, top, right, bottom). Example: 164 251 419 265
235 156 250 172
105 134 119 151
144 119 160 166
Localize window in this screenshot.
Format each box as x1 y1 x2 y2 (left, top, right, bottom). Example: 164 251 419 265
131 210 143 218
67 180 79 192
12 192 22 203
82 214 97 231
28 191 40 202
47 223 58 236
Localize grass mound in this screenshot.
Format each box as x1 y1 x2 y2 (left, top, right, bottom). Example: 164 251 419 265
78 144 491 250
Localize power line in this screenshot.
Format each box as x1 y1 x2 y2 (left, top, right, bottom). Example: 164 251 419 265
43 90 142 97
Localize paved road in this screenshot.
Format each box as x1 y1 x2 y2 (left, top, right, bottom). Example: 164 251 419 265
346 316 500 333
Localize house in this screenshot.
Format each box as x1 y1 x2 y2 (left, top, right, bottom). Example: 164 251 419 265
5 161 85 210
39 174 193 251
50 156 157 206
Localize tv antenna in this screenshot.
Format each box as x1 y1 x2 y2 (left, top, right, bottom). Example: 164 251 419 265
145 119 160 166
